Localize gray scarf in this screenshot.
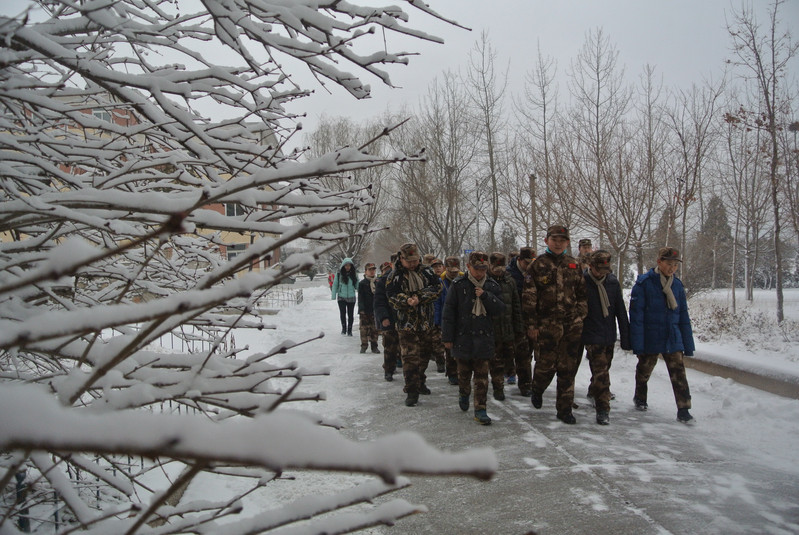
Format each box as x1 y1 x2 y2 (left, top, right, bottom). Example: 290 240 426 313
467 272 487 316
655 267 678 310
405 269 425 294
588 272 610 317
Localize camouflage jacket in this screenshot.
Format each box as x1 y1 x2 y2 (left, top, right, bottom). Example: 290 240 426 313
522 251 588 328
385 262 442 331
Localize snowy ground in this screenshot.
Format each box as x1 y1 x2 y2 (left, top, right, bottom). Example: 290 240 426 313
183 283 799 534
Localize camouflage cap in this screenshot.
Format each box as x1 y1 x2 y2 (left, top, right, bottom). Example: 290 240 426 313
518 247 536 261
546 225 570 239
422 253 436 265
364 262 376 270
489 252 507 267
590 250 612 272
380 261 392 272
658 247 682 262
444 256 460 269
431 257 444 266
468 251 490 269
579 238 592 247
399 242 420 261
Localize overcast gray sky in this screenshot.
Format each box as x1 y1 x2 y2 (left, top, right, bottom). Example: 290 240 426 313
290 0 798 133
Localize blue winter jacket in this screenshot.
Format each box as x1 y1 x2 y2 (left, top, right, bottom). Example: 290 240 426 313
331 258 357 301
629 268 695 356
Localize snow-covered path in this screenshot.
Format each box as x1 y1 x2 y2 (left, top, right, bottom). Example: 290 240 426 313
227 283 799 534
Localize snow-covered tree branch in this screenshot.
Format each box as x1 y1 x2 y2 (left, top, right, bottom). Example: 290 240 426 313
0 1 495 532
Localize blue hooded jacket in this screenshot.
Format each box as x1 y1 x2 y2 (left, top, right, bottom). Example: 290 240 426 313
331 258 357 301
629 268 695 356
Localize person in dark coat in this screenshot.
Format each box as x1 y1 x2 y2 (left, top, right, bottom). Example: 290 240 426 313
506 246 536 396
487 252 524 401
357 262 380 354
438 256 464 385
629 247 696 423
442 251 505 425
581 250 631 425
374 260 400 382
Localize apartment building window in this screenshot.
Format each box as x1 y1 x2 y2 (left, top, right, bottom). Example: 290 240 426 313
227 243 246 260
92 110 112 122
225 203 245 217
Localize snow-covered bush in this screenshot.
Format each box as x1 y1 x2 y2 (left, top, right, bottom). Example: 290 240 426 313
0 1 495 532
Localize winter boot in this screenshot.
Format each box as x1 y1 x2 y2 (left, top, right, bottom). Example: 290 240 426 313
404 391 419 407
341 327 346 335
493 388 505 401
448 375 459 386
384 372 393 382
347 329 353 337
360 345 367 354
531 390 543 409
458 395 470 412
677 408 694 423
634 398 648 411
596 411 610 425
371 342 380 354
557 412 577 425
419 384 431 395
474 409 492 425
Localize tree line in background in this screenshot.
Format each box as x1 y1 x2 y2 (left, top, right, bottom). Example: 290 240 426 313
308 0 798 322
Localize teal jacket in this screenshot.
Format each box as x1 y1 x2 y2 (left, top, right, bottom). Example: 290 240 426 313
331 258 358 301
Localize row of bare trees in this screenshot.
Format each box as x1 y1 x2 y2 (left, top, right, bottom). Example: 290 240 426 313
307 0 798 322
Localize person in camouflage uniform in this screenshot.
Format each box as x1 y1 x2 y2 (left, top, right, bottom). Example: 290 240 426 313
385 243 442 406
629 247 695 423
487 252 524 401
507 246 536 395
374 260 400 382
430 258 447 373
442 251 505 425
438 256 463 385
523 225 588 425
582 250 630 425
577 238 593 272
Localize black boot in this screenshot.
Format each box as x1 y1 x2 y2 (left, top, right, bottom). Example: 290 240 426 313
371 342 380 354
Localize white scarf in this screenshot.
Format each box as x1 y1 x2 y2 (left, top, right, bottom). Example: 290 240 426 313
655 267 678 310
467 272 487 316
365 274 376 294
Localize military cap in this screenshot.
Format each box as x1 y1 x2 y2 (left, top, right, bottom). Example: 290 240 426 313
444 256 460 269
489 252 507 267
518 247 536 261
546 225 570 239
380 261 392 273
399 243 420 261
364 262 377 270
658 247 682 262
422 253 436 265
590 250 612 272
468 251 490 269
431 257 444 266
579 238 592 247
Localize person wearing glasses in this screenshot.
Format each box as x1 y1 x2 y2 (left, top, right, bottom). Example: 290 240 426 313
629 247 696 423
442 251 505 425
523 225 588 425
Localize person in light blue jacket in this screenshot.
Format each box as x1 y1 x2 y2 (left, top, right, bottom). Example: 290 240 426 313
331 257 358 336
629 247 695 423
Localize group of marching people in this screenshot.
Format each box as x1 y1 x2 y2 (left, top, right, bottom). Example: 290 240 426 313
332 224 696 427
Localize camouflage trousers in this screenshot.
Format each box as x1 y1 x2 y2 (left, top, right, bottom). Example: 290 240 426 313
381 328 400 374
397 329 436 394
514 334 533 393
491 339 514 392
359 313 378 349
457 358 490 411
634 352 692 409
585 344 615 413
430 326 445 369
531 319 583 417
444 346 458 379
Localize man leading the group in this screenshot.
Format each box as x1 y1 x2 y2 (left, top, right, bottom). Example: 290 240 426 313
629 247 695 423
523 225 587 424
